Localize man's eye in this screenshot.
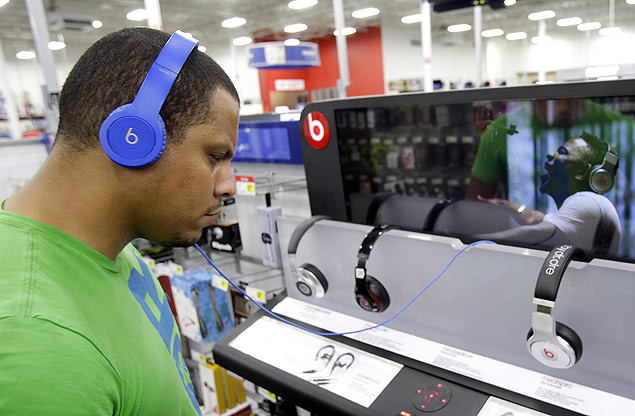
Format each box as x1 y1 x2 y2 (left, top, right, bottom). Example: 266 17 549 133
210 154 224 161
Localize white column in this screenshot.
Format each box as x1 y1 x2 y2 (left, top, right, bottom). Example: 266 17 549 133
144 0 163 30
420 0 433 92
332 0 350 98
537 20 546 84
0 39 23 140
474 5 482 87
25 0 59 132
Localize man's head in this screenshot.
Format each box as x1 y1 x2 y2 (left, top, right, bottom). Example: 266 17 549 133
540 133 615 206
55 28 240 247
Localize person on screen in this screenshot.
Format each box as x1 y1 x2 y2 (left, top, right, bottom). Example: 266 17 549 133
477 133 621 256
467 98 628 200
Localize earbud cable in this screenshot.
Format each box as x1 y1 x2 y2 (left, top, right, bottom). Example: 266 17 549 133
193 240 497 337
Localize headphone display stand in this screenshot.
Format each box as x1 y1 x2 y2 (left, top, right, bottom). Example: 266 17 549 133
213 216 635 416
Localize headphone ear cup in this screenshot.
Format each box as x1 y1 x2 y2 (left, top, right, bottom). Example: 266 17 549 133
365 275 390 312
99 104 167 168
555 321 583 364
589 167 614 194
296 263 328 298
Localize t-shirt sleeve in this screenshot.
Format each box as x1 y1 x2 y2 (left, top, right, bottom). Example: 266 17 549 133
0 317 121 415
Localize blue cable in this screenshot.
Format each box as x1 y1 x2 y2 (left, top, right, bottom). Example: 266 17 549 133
194 240 497 337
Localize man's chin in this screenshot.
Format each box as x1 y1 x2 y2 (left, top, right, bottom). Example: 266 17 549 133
153 231 205 248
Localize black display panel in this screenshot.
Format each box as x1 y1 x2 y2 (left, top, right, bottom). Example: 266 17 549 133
299 80 635 262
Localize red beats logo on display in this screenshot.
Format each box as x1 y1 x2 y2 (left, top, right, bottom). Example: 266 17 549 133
543 348 557 360
303 111 330 149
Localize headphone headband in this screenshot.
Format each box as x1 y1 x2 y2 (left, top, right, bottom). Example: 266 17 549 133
287 215 330 255
534 245 585 303
356 224 394 272
133 31 198 117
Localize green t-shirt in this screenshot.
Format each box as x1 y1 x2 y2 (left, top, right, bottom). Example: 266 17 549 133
0 207 201 415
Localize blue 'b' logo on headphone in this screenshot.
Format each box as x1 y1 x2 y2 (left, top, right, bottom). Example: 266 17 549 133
99 31 198 168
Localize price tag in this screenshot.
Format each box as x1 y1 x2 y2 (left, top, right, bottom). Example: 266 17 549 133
235 175 256 196
212 274 229 291
246 286 267 304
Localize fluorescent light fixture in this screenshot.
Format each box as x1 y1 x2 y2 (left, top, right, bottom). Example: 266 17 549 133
597 76 619 81
284 38 301 46
599 26 622 36
557 17 582 26
16 50 36 60
352 7 379 18
531 35 552 44
585 65 619 78
447 24 471 32
504 0 516 5
505 31 527 40
92 20 103 29
481 28 504 38
288 0 317 10
628 0 635 4
528 10 555 21
197 45 207 52
48 41 66 50
577 22 601 31
401 14 422 24
284 23 308 33
221 17 246 28
232 36 253 46
0 0 9 8
334 27 356 36
126 9 148 21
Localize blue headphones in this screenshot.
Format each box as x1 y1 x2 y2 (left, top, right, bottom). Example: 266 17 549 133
99 31 198 168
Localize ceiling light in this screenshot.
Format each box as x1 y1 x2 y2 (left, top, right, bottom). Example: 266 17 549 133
504 0 516 5
481 28 504 37
334 27 356 36
0 0 9 8
16 50 36 60
126 9 148 21
284 23 308 33
557 17 582 26
447 24 471 32
401 14 422 24
352 7 379 19
197 45 207 52
599 27 621 36
48 40 66 50
577 22 601 31
531 35 552 44
232 37 253 46
505 31 527 40
288 0 317 10
585 65 619 78
284 38 301 46
627 0 635 4
221 17 246 28
92 20 103 29
528 10 555 21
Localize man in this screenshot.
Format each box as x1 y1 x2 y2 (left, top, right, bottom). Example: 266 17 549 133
479 133 621 256
0 28 239 415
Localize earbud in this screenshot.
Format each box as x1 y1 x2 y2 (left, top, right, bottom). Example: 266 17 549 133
287 216 330 298
354 225 393 313
527 245 585 369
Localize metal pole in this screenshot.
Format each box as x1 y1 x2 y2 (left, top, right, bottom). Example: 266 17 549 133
25 0 59 132
420 0 433 92
474 5 482 87
0 39 23 140
144 0 163 30
332 0 350 98
538 20 546 84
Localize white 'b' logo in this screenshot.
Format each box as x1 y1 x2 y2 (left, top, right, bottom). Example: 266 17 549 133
307 113 324 142
125 127 139 145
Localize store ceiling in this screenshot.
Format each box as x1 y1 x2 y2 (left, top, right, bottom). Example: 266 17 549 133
0 0 634 52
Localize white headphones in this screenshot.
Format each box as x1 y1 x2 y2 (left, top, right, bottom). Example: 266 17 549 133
287 216 330 298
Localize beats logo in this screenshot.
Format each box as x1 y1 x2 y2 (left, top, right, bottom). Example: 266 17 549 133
303 111 330 149
542 348 557 360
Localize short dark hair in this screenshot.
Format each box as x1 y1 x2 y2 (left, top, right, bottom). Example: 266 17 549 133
579 132 617 170
56 27 239 151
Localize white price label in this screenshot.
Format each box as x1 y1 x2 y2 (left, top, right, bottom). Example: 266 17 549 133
212 274 229 291
246 286 267 304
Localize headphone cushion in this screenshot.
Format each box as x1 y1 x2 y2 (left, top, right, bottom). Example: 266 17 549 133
589 167 614 194
365 275 390 312
298 263 328 292
99 103 167 167
555 321 583 363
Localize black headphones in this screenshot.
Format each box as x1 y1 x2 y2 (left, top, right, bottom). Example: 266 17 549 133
527 245 585 369
287 216 330 298
355 224 393 313
587 137 618 195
